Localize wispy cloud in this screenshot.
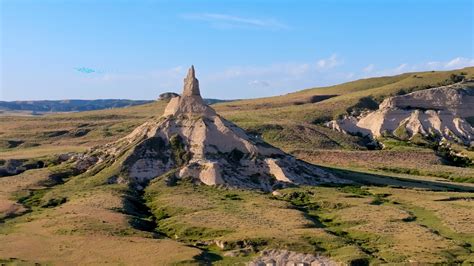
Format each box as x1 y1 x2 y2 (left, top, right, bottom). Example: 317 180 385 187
206 54 344 86
248 80 270 87
72 55 472 100
359 56 474 79
362 64 374 73
181 13 289 30
201 54 347 97
316 54 343 70
427 57 474 70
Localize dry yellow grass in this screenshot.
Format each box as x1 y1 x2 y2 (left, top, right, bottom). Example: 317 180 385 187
0 178 201 265
1 67 473 264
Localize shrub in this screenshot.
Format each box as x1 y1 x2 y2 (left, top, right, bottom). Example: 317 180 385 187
346 96 379 115
393 123 410 140
449 73 464 83
169 134 191 166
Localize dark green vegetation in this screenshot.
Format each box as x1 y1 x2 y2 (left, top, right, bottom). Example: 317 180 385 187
0 67 473 264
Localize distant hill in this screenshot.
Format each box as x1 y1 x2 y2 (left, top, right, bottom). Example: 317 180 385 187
0 98 234 113
0 99 153 113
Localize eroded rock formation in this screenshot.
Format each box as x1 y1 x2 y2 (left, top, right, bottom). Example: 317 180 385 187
84 66 344 191
326 82 474 146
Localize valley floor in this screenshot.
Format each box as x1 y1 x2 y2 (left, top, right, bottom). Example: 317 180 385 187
0 159 473 265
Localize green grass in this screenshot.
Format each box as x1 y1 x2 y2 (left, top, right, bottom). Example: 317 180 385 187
376 166 474 183
3 67 472 159
1 67 474 264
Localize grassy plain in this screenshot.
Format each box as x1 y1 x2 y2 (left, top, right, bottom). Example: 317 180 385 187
0 67 473 264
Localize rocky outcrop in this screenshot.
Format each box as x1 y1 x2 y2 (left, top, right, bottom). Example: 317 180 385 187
83 66 345 191
379 85 474 117
248 249 337 266
326 83 474 146
158 92 179 101
0 159 46 177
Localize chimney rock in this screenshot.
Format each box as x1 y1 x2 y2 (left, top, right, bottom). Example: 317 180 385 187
182 65 201 97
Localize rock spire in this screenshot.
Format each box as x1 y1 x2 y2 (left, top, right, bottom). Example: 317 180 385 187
80 64 344 191
163 65 215 117
182 65 201 97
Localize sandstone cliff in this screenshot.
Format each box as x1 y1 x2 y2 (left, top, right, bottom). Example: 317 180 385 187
326 82 474 146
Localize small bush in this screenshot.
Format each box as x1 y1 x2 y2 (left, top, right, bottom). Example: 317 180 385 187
41 197 68 208
449 73 464 83
222 193 242 201
346 96 379 116
170 134 191 166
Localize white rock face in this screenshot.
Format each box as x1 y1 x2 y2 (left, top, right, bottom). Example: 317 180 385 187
95 66 345 190
248 249 337 266
327 83 474 145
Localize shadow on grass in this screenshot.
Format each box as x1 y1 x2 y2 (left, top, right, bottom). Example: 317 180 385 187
319 166 474 192
192 249 223 265
121 183 163 238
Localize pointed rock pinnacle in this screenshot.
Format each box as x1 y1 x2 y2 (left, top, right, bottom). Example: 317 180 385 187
182 65 201 97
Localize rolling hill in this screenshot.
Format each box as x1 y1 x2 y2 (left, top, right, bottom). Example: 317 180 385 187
1 67 473 265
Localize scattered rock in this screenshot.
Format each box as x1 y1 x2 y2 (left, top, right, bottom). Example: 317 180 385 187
0 159 46 177
248 249 337 266
215 240 227 250
272 190 282 197
75 155 99 172
58 153 73 162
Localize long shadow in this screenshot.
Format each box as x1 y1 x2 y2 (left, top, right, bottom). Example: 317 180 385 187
319 165 474 192
192 249 223 265
121 181 163 238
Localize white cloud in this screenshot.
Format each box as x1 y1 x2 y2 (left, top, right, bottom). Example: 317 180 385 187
359 56 474 80
248 80 270 87
346 72 355 79
207 62 314 81
362 64 374 73
201 55 348 98
316 54 343 70
72 55 472 100
206 54 344 88
395 63 408 72
424 57 474 70
442 57 474 69
181 13 289 30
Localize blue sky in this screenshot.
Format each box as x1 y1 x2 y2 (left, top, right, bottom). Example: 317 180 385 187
1 0 473 101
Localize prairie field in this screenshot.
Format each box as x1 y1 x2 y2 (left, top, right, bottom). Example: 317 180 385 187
1 67 473 265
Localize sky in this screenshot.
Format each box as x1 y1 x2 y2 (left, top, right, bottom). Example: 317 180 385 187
1 0 473 101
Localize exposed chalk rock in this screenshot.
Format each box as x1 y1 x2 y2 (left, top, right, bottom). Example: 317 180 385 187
326 82 474 146
248 249 337 266
82 66 346 191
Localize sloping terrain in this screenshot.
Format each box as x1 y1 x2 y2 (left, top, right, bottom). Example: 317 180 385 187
1 67 474 264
